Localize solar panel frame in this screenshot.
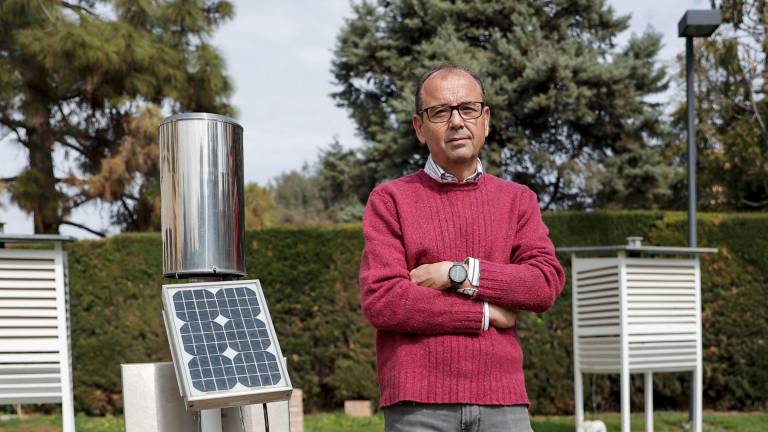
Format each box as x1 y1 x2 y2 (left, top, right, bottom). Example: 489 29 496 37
161 279 293 411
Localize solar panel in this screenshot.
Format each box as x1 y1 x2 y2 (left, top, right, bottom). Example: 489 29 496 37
162 280 292 410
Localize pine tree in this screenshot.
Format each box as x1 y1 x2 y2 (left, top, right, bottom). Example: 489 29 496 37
332 0 673 209
315 139 371 221
0 0 234 234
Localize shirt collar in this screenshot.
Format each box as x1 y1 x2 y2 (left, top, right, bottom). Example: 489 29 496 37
424 154 483 184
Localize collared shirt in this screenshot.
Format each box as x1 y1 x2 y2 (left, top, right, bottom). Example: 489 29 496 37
424 154 484 184
423 155 488 331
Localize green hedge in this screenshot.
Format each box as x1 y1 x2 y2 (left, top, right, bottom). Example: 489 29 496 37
66 212 767 414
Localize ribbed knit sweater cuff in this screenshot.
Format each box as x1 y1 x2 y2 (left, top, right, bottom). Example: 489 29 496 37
395 290 485 335
442 299 484 335
454 302 485 334
477 259 517 298
476 259 559 313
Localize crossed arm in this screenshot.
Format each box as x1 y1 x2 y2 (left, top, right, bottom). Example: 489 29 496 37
359 189 565 335
408 261 518 330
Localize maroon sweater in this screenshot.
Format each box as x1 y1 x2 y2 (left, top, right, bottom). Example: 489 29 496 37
359 170 565 407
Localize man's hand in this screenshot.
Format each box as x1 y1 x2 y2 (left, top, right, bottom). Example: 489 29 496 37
409 261 454 289
489 304 517 329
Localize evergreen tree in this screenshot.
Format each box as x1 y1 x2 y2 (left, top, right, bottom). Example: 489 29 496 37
315 139 371 221
0 0 234 234
271 166 327 225
268 140 370 225
244 182 276 229
332 0 673 209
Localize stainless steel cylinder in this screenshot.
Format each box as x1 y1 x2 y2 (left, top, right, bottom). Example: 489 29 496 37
159 113 245 278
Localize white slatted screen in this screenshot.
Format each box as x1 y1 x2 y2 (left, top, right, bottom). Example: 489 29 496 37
625 260 699 372
0 248 73 407
573 258 621 373
573 257 701 374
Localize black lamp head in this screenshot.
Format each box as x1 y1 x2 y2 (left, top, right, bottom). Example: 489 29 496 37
678 9 722 38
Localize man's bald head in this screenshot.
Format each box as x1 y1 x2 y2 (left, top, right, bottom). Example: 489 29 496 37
415 62 485 113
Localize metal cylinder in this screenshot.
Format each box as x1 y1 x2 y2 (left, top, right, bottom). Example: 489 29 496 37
160 113 245 278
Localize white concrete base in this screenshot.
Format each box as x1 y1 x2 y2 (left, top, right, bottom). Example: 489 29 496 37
582 420 607 432
121 362 301 432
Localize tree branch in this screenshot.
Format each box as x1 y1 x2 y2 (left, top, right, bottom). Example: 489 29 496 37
55 100 72 126
0 114 27 130
57 136 87 156
736 44 768 149
59 92 80 101
120 197 137 226
68 195 94 210
0 114 28 145
59 1 98 17
543 172 562 211
9 127 27 146
741 199 768 208
60 220 106 238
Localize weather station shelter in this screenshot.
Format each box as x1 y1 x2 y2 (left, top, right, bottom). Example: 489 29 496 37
0 231 76 432
559 237 717 432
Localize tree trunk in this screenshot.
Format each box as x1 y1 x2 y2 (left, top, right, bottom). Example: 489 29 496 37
23 77 61 234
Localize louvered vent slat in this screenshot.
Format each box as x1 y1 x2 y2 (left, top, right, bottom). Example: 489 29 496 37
0 250 67 405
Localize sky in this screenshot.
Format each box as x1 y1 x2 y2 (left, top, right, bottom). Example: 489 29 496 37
0 0 711 238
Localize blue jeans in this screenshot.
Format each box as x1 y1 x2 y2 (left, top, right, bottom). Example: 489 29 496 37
383 403 534 432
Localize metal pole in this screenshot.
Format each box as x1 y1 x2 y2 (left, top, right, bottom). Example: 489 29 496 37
685 35 697 425
686 36 697 249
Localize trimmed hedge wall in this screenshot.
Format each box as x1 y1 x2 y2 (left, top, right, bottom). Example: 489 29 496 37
66 213 767 414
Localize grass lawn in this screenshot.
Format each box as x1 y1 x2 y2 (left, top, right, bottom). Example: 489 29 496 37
0 410 765 431
0 413 122 432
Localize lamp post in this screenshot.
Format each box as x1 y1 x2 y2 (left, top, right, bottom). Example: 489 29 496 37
677 9 721 431
678 9 721 250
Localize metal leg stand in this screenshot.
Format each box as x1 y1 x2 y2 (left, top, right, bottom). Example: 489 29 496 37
620 368 630 432
574 369 584 432
694 364 703 432
200 409 223 432
645 372 653 432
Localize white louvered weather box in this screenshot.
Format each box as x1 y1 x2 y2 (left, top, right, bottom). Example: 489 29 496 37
560 237 716 432
0 233 75 432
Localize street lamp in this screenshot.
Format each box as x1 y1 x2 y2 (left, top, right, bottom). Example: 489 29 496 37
678 9 721 249
678 9 721 432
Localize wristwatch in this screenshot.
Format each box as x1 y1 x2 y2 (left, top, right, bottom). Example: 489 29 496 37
448 262 468 290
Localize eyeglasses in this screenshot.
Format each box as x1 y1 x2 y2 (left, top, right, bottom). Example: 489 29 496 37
418 101 485 123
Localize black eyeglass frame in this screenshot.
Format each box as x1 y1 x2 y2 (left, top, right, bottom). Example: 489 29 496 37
417 101 486 123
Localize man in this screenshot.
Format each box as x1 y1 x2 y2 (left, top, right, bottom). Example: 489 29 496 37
358 62 565 432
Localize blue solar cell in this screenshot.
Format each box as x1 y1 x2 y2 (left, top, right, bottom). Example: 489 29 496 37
180 321 228 356
174 289 219 322
188 355 237 392
215 287 261 319
224 318 270 352
233 351 281 387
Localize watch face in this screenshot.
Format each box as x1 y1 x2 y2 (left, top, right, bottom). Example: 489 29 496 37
449 264 467 283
